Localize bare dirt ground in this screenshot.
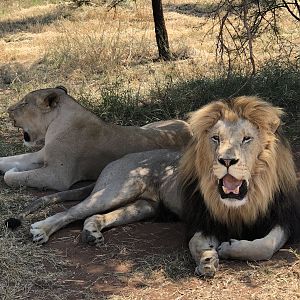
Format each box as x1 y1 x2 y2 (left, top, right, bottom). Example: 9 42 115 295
42 223 300 300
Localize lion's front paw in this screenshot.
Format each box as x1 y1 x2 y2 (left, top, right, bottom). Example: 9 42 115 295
218 239 274 261
195 250 219 278
218 239 242 259
82 216 104 246
30 223 50 244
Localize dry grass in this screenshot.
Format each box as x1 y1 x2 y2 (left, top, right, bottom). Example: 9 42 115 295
0 180 68 300
0 0 299 94
108 257 300 300
0 0 300 299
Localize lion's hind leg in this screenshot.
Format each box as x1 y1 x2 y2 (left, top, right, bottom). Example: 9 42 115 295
82 199 158 246
30 160 150 244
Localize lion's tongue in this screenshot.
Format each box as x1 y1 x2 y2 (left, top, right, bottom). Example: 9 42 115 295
222 174 243 194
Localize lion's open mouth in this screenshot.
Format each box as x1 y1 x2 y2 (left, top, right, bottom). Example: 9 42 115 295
218 174 247 200
23 131 31 142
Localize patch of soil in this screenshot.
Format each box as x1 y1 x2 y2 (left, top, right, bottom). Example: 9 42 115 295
44 222 188 299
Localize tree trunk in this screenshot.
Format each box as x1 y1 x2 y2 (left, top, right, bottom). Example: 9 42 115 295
151 0 172 60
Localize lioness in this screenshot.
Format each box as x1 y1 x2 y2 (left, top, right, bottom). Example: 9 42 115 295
7 96 299 277
0 86 192 191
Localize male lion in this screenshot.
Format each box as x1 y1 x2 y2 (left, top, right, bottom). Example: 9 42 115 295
0 86 191 191
8 96 299 277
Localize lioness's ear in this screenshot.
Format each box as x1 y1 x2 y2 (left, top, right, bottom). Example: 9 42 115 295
37 92 59 112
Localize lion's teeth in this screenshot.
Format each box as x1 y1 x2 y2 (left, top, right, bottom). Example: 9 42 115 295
233 187 240 194
222 186 240 194
222 186 229 194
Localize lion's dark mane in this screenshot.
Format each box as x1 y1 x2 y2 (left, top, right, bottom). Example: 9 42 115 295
182 178 300 243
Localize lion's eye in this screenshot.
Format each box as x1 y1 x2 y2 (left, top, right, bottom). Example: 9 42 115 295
242 136 252 144
211 135 220 143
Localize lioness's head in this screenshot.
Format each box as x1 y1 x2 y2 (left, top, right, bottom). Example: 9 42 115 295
180 96 296 224
8 86 67 147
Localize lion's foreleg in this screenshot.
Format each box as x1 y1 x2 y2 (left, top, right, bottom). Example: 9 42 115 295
189 232 220 277
82 199 158 246
218 226 288 261
0 148 44 174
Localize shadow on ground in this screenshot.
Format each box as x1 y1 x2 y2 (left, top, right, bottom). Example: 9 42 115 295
39 220 299 299
0 6 70 39
165 2 220 17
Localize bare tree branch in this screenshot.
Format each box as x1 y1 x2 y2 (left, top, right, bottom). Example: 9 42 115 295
208 0 299 74
282 0 300 21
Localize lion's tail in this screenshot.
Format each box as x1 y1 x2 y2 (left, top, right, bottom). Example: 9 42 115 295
4 183 95 230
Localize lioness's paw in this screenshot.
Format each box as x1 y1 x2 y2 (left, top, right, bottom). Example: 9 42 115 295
195 250 219 278
30 224 49 244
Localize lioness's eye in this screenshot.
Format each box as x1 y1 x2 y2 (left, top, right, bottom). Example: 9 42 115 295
211 135 220 143
242 136 252 144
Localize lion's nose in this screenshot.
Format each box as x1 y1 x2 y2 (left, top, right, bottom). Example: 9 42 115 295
218 158 239 167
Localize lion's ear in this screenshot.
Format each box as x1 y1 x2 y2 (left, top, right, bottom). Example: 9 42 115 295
269 117 281 133
268 107 284 133
37 92 59 112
